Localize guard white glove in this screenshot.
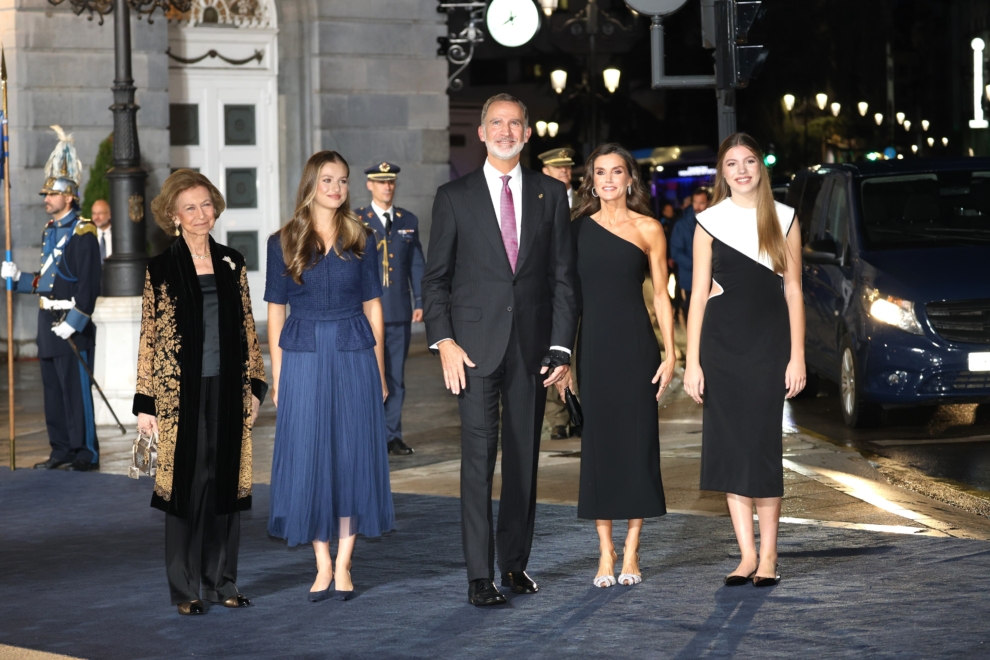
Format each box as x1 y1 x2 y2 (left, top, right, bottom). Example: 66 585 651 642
52 322 75 340
1 261 19 280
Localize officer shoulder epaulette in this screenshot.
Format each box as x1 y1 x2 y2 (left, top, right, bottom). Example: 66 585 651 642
73 218 98 238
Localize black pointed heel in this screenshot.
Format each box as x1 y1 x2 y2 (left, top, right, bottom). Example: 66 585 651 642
308 587 332 602
332 589 356 601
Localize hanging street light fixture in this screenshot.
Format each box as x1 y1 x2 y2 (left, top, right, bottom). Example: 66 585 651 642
927 137 934 147
896 112 905 125
550 69 568 94
816 93 828 111
942 137 949 146
536 120 548 138
874 113 884 126
857 101 868 117
547 122 559 138
830 102 841 117
783 94 795 112
903 119 912 131
538 0 559 17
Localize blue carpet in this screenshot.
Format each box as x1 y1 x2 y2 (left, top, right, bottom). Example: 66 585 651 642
0 467 988 659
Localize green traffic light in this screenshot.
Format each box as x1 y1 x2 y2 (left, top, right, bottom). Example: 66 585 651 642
764 154 777 166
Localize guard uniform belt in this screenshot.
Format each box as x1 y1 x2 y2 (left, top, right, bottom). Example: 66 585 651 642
40 297 75 311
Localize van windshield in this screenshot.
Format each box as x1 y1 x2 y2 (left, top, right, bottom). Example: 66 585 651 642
859 171 990 248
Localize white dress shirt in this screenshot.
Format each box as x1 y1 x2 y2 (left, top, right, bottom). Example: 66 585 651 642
566 188 573 209
432 159 569 356
371 201 394 231
483 159 522 243
98 225 112 259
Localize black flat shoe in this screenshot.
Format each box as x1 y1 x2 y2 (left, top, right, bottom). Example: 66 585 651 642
550 425 570 440
33 458 70 470
222 594 251 608
308 587 332 602
387 438 414 455
468 578 506 606
333 590 356 601
177 600 205 615
64 460 99 472
724 571 756 587
501 571 539 594
753 565 780 587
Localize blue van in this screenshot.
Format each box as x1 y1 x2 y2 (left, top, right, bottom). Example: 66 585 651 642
785 159 990 427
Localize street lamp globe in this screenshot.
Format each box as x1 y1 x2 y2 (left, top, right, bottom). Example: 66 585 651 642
783 94 795 112
538 0 559 16
921 120 930 132
830 102 841 117
858 101 868 117
535 120 548 138
896 112 905 125
874 113 883 126
816 93 828 110
550 69 567 94
927 137 935 147
911 145 918 154
603 68 621 94
903 119 912 131
942 137 949 146
547 122 559 138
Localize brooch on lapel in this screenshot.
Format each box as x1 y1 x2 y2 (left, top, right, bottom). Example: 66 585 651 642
222 256 236 270
538 193 544 199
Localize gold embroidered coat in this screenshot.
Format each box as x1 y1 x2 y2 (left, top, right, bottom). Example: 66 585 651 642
134 237 268 517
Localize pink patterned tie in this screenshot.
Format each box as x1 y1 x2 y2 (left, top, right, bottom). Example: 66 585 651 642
500 175 519 272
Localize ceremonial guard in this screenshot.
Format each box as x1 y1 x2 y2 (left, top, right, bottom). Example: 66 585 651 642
1 126 102 471
538 148 580 440
356 161 425 455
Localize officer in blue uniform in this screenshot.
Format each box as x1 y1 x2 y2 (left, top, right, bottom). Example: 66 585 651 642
356 161 425 455
1 127 102 471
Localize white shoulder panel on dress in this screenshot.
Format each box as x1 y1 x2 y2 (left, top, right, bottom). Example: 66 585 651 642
696 198 794 274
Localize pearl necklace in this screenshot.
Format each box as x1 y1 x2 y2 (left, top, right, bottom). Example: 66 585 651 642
191 251 211 260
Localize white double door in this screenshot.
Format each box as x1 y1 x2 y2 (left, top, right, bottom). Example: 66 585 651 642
168 69 279 321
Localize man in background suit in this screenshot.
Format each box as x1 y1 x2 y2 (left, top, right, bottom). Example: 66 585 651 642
91 199 112 263
355 162 425 456
422 93 578 607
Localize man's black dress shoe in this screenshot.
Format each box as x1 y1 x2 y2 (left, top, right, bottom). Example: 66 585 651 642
468 578 506 606
222 594 251 608
550 425 570 440
65 460 99 472
387 438 414 455
177 600 205 615
33 458 70 470
501 571 538 594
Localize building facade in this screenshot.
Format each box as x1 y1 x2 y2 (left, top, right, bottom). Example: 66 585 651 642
0 0 449 353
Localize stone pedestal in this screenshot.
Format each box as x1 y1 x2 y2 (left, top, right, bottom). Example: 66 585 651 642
91 296 142 428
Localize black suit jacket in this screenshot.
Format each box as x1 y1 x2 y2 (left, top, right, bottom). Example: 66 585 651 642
423 165 578 378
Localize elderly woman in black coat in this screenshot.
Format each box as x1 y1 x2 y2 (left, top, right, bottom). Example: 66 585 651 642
134 169 268 615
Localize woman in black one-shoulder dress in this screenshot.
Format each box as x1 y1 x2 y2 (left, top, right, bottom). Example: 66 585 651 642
684 133 806 588
559 144 676 589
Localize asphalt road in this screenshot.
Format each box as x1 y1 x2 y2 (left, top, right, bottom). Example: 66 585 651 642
788 378 990 494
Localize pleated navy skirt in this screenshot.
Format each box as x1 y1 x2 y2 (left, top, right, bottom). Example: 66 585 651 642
268 319 395 546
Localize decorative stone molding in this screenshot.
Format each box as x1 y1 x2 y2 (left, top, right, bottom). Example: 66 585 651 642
167 0 275 29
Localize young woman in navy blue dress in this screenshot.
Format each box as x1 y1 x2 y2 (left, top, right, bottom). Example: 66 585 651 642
266 151 394 601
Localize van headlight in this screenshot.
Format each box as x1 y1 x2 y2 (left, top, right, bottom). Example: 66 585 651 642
866 289 924 335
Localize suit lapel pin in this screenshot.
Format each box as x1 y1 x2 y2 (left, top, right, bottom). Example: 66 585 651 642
538 193 544 199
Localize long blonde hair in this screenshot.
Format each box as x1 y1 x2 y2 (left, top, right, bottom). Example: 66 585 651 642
277 151 369 284
711 133 787 274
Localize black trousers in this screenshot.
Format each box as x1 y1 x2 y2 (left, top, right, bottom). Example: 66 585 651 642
164 376 241 604
458 323 547 582
40 352 99 464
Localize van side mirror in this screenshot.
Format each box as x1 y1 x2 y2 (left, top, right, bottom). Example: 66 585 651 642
803 238 840 265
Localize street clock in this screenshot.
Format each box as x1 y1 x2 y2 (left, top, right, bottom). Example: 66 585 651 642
486 0 541 48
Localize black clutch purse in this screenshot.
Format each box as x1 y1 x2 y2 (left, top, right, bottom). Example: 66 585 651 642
564 387 583 428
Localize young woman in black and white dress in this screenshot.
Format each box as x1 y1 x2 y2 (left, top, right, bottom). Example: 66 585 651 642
683 133 806 587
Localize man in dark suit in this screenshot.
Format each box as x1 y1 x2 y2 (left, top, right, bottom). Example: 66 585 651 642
355 161 425 456
422 93 578 606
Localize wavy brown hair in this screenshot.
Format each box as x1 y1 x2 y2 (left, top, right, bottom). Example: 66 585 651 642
150 169 226 235
572 143 653 220
277 151 369 285
711 132 788 273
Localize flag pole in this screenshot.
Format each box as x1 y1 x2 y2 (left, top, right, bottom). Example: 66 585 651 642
2 47 15 471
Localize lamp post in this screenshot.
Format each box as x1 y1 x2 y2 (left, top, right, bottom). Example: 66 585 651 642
48 0 193 296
